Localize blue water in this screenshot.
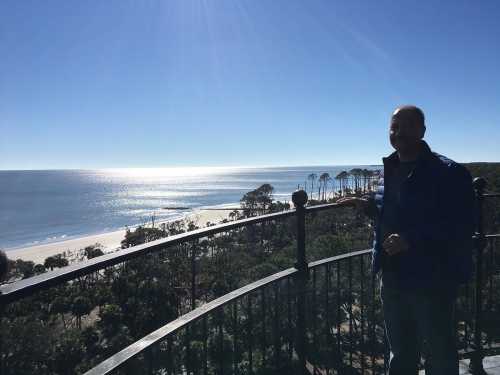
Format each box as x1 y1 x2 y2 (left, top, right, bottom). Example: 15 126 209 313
0 166 380 250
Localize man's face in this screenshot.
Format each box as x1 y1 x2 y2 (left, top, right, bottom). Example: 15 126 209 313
389 111 423 152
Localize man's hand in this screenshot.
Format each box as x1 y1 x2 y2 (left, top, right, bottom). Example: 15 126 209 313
383 234 409 256
336 197 369 210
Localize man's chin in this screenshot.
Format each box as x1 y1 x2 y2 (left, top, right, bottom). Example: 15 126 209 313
391 142 410 153
390 143 403 152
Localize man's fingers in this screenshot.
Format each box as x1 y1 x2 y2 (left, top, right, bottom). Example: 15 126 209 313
383 234 399 246
383 237 394 247
385 244 404 255
383 242 393 252
383 240 402 255
384 242 395 251
382 234 408 256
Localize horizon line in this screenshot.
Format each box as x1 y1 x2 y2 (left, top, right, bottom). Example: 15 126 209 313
1 160 499 172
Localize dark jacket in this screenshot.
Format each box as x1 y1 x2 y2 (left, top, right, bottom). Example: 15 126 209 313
370 141 474 290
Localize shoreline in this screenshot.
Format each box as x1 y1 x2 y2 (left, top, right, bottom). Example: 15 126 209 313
5 207 234 264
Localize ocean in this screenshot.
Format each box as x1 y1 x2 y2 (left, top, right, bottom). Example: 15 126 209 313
0 166 380 250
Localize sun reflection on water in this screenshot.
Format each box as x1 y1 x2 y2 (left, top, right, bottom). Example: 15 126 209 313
102 166 247 178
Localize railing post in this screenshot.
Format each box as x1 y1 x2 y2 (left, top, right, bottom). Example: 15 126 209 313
292 190 308 374
0 250 8 375
470 177 487 375
191 241 197 311
0 303 4 375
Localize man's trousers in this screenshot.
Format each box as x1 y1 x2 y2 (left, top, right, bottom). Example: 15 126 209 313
381 272 459 375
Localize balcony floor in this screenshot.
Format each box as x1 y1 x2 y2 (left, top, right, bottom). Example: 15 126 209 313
418 355 500 374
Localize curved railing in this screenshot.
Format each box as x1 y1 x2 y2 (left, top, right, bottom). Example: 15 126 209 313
84 249 380 375
1 179 499 375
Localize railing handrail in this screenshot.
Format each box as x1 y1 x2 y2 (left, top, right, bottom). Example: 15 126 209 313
308 248 372 269
84 249 372 375
0 203 342 304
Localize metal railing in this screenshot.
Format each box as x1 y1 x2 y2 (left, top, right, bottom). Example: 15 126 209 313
0 178 499 374
469 178 500 374
84 249 383 375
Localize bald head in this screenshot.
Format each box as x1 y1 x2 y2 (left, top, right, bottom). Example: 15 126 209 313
392 105 426 130
389 105 426 157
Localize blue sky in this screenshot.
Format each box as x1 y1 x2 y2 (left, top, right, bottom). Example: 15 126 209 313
1 0 499 170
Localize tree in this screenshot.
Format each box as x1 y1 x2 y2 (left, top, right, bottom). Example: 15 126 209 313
349 168 364 194
71 295 93 329
121 226 167 248
44 254 69 271
361 169 376 192
228 209 241 221
84 245 104 259
319 173 331 201
50 295 70 328
361 169 369 192
240 184 275 216
33 264 46 275
49 330 86 375
335 171 350 196
330 175 337 198
307 173 317 200
13 259 36 279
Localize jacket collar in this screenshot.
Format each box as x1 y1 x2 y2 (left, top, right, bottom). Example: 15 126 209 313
382 140 434 168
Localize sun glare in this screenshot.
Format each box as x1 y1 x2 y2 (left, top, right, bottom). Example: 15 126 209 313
103 166 243 178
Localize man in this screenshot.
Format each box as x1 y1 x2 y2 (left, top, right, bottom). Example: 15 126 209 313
338 105 474 375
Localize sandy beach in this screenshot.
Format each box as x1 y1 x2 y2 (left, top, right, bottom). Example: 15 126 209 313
6 208 233 264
